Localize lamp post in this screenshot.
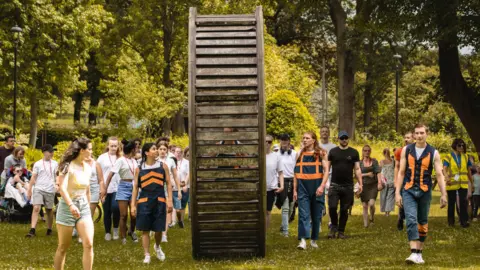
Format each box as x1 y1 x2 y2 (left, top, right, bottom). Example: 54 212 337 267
393 54 402 132
11 25 22 137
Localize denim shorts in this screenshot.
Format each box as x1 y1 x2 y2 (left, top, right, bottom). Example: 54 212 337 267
173 189 189 210
90 183 100 203
116 180 133 201
56 196 91 227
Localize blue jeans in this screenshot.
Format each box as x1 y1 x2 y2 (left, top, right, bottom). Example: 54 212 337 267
297 180 325 240
103 192 120 234
402 186 432 242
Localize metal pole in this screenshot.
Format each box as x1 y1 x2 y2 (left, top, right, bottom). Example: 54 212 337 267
13 41 18 137
395 66 399 132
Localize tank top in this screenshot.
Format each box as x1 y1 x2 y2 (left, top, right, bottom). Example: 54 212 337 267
63 162 92 199
88 160 98 186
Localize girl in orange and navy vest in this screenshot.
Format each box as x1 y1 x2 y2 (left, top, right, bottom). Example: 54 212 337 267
293 132 329 250
131 143 173 264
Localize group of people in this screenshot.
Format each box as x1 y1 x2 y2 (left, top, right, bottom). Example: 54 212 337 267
265 124 479 265
0 136 190 269
1 122 479 268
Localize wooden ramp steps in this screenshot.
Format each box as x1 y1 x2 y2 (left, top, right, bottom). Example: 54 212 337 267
188 6 266 259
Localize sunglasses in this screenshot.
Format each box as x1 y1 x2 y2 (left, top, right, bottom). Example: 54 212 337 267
15 170 22 173
458 144 465 147
363 150 371 152
266 141 273 144
339 137 349 141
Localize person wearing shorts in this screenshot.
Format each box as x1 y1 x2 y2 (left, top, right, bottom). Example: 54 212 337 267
85 148 105 219
173 146 190 228
54 138 94 270
26 144 58 237
131 143 173 263
265 135 284 229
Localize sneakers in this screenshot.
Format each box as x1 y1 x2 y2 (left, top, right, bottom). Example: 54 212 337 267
26 228 36 238
113 228 119 240
297 238 306 250
337 232 347 239
105 233 112 241
161 235 168 243
129 231 139 243
327 228 336 239
310 240 318 248
155 245 166 261
78 237 83 243
168 222 176 228
122 238 127 245
281 232 289 237
178 220 184 229
46 229 53 236
405 253 425 264
143 254 151 264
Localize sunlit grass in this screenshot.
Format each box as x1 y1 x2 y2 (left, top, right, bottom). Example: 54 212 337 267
1 190 479 269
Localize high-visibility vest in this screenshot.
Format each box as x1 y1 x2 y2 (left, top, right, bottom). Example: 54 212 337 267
403 143 436 192
443 152 469 190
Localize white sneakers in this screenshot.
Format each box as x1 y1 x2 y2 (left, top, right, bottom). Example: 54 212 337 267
405 253 425 264
105 233 112 241
143 254 151 264
113 228 119 240
122 238 127 245
297 239 307 250
155 244 166 261
161 235 168 243
310 240 318 248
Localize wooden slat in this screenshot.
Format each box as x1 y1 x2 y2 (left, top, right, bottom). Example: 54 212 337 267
198 212 259 221
196 131 258 140
197 181 258 190
197 248 259 256
196 48 257 55
197 14 255 18
196 191 258 201
197 67 257 76
196 17 256 26
196 78 257 88
196 94 259 102
196 144 258 156
199 229 257 236
196 56 257 65
197 157 258 167
196 90 257 96
196 169 258 179
197 26 256 32
196 39 257 47
196 105 258 115
196 32 256 39
197 202 258 212
198 222 258 230
196 117 258 128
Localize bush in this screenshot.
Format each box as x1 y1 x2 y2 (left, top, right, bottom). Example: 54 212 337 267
266 90 318 144
24 148 43 169
170 134 189 149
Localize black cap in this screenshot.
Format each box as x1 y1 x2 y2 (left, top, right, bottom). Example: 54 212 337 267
278 133 291 141
338 131 349 139
41 144 54 153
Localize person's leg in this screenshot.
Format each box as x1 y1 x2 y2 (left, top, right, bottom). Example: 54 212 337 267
447 190 456 226
46 208 54 230
111 193 120 234
369 199 376 223
142 231 150 255
338 186 353 234
473 195 480 218
416 190 432 251
54 224 74 270
103 193 113 234
328 186 340 233
458 188 469 227
90 203 98 218
281 197 290 235
76 218 94 270
380 188 386 213
129 203 136 234
297 188 311 240
118 200 129 241
30 205 41 231
362 201 369 227
402 188 420 250
311 195 324 241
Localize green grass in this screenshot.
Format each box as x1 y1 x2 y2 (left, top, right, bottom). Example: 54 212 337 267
1 191 479 269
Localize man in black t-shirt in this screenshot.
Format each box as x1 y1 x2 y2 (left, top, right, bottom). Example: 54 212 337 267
0 135 15 185
325 131 363 239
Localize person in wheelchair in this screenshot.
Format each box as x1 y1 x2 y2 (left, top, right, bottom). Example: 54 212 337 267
8 165 30 203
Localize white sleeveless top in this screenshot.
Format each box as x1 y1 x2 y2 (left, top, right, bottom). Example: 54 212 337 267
88 160 98 185
63 162 92 199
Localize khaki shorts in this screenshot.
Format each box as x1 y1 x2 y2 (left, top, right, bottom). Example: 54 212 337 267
32 189 55 209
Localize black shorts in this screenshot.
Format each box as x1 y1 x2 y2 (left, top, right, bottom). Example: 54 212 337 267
267 190 276 211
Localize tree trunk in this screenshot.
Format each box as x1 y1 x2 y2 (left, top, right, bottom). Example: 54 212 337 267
172 108 185 135
29 92 38 148
73 91 84 124
364 63 373 129
436 1 480 153
160 0 174 134
86 52 102 126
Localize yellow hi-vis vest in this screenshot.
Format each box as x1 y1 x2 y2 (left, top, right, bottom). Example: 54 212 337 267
443 152 469 190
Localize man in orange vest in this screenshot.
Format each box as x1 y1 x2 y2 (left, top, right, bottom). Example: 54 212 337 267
395 124 447 265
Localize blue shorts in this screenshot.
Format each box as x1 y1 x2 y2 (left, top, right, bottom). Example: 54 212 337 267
136 196 166 232
56 196 91 227
116 181 133 201
173 189 190 210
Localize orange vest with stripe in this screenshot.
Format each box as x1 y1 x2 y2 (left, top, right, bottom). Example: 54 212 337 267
294 151 324 181
403 144 436 192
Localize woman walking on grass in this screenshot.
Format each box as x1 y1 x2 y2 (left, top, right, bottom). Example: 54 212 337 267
54 138 94 270
360 145 382 227
85 149 105 219
293 131 328 250
380 148 395 216
131 143 172 263
105 139 139 244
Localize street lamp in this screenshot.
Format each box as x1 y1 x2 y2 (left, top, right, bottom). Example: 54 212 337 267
393 54 402 132
11 25 22 137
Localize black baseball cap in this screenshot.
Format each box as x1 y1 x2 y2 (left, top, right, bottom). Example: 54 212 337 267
41 144 54 153
279 133 291 141
338 131 349 139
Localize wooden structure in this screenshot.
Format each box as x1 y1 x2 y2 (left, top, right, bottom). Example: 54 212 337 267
188 6 266 258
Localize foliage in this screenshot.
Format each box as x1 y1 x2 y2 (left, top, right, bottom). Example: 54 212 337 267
170 134 189 149
23 148 43 169
266 90 318 143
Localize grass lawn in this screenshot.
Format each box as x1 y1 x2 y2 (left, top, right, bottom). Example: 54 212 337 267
1 190 479 269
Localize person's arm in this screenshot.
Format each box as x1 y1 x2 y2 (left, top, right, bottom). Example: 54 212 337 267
395 147 407 207
276 171 284 193
130 167 140 217
354 161 363 193
96 163 106 201
86 178 91 204
27 173 37 200
317 156 330 196
164 163 173 213
434 151 448 208
172 167 182 199
467 160 473 197
293 152 299 201
58 166 80 219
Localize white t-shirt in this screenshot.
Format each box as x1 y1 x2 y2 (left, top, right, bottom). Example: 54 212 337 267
278 149 296 178
158 156 177 189
32 159 58 193
177 158 190 188
97 153 121 193
142 161 162 170
266 152 283 191
415 147 425 160
320 142 337 154
88 160 98 185
112 156 138 180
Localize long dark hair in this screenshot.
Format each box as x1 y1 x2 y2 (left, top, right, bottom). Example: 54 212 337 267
140 143 155 168
121 139 136 156
59 138 90 173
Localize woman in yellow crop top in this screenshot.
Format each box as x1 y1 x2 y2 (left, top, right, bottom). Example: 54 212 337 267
54 138 94 270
